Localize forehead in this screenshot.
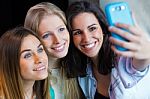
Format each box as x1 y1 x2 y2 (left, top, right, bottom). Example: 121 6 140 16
72 12 99 29
38 15 65 33
20 35 40 51
40 15 64 27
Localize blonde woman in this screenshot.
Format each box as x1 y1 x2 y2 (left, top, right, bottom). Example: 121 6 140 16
24 2 84 99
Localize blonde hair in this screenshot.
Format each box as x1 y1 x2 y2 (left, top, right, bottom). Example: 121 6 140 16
24 2 82 99
24 2 66 34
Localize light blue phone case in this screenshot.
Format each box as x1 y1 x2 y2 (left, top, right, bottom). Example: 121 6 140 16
105 2 134 51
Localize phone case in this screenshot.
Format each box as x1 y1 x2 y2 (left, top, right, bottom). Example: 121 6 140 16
105 2 134 51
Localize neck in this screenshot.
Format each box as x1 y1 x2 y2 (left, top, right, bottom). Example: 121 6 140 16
48 57 60 69
93 67 110 97
91 55 99 68
23 80 35 99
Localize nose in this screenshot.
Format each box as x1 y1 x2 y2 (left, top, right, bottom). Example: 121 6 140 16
34 54 42 64
53 33 61 44
82 31 90 42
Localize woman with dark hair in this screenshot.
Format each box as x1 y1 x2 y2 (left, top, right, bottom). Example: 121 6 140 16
66 1 115 99
66 1 150 99
0 27 50 99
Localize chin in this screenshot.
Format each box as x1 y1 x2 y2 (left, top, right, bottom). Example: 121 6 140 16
38 74 48 80
85 53 97 58
56 55 66 58
36 77 47 80
56 52 68 58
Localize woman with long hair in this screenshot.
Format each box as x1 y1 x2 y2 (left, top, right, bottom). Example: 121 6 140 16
66 1 150 99
0 27 50 99
24 2 84 99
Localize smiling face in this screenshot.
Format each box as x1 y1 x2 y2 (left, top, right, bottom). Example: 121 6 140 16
71 12 103 58
38 15 70 59
20 35 48 81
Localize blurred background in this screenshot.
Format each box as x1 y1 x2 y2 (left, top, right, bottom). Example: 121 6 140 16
0 0 70 36
1 0 149 36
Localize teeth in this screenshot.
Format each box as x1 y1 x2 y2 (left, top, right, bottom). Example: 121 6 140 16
54 45 64 51
84 43 95 49
34 66 45 71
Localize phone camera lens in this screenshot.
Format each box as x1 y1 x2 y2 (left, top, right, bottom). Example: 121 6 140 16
116 6 121 11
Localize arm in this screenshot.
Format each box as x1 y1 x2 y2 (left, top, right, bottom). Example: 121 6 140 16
109 23 150 71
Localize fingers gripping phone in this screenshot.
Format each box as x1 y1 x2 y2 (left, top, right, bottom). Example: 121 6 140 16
105 2 134 51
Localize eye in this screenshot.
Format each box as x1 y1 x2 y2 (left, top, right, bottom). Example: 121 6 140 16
24 52 32 59
42 33 50 39
58 27 65 32
72 30 81 35
37 47 44 53
89 26 97 32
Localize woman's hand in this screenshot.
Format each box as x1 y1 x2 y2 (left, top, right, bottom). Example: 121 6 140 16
109 23 150 70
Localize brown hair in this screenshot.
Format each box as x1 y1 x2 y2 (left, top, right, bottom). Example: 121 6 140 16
0 27 50 99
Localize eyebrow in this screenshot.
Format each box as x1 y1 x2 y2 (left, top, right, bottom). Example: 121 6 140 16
72 24 97 32
72 29 80 32
57 25 66 29
20 43 42 54
87 24 97 28
42 25 66 34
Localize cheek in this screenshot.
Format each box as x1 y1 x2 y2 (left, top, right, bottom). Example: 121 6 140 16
73 36 80 47
20 59 26 70
66 34 70 41
42 39 51 48
97 29 103 40
62 31 70 41
99 33 103 41
43 52 48 63
20 60 31 76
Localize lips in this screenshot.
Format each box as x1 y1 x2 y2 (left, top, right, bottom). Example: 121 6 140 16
52 42 66 52
83 42 95 48
33 64 46 71
81 41 96 51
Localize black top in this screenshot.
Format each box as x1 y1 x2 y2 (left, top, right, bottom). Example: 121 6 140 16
94 90 110 99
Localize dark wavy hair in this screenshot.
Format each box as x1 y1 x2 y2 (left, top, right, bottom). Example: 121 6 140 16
64 1 116 78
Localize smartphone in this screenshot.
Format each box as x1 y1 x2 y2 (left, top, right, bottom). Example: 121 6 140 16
105 2 134 51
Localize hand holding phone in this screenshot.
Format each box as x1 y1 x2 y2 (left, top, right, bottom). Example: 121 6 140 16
105 2 134 51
